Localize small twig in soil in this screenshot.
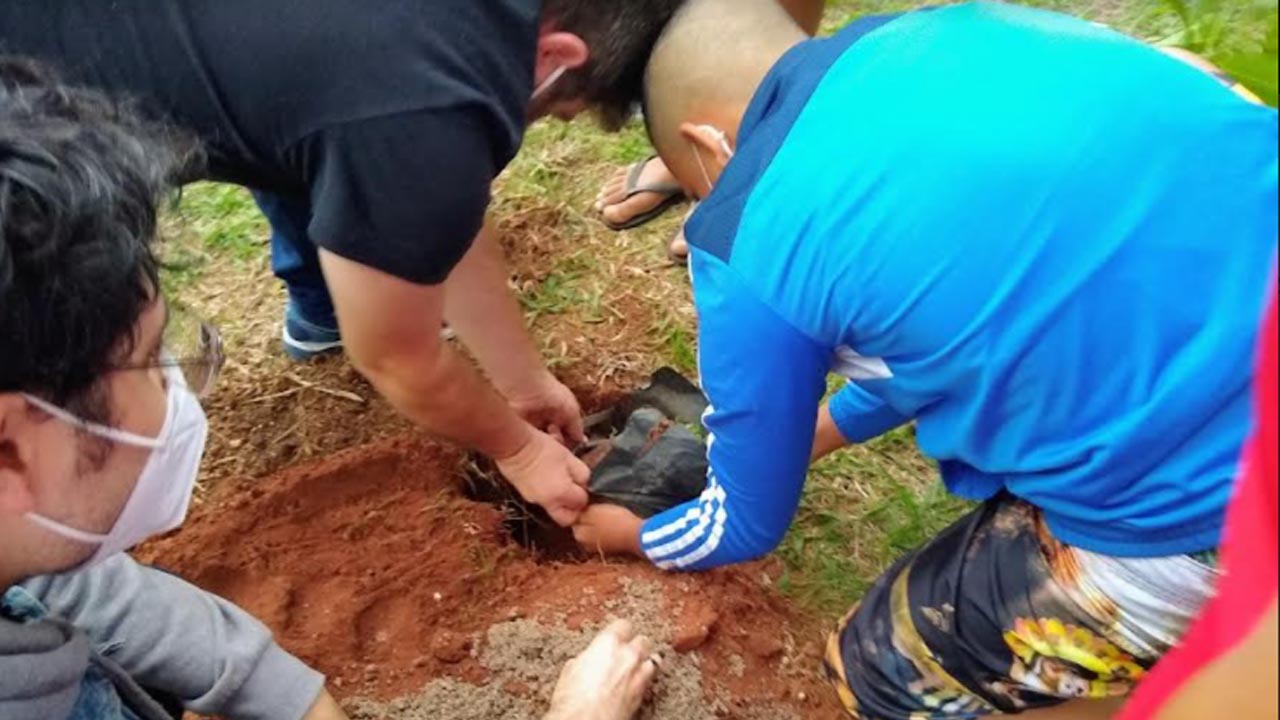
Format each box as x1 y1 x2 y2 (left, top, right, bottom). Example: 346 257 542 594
283 372 366 404
247 386 305 404
269 418 303 447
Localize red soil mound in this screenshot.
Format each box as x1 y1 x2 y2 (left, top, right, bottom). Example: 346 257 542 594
140 434 844 718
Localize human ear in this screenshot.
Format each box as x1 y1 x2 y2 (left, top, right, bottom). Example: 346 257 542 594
682 123 735 165
535 31 590 78
0 395 37 515
679 122 733 196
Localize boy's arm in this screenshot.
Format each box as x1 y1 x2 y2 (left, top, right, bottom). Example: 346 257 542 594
638 250 829 570
21 555 326 720
814 384 912 460
811 403 850 461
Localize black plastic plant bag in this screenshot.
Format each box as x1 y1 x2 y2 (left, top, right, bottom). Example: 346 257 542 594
586 369 710 519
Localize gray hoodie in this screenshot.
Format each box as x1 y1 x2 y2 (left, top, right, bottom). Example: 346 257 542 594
1 555 323 720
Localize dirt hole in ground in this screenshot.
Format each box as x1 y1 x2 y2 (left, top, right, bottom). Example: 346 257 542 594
137 430 845 720
455 380 677 565
460 457 585 563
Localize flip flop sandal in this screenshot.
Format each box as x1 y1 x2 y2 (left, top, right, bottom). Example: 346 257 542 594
600 155 686 231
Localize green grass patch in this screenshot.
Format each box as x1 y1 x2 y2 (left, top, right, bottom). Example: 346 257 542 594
1157 0 1278 104
158 240 208 300
607 125 660 165
824 0 1182 37
499 120 655 207
520 270 585 319
160 182 269 295
653 320 699 375
776 424 973 617
178 182 270 263
518 253 608 324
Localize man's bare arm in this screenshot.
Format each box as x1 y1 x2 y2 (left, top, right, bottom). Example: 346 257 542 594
321 248 531 458
443 219 584 442
319 249 588 524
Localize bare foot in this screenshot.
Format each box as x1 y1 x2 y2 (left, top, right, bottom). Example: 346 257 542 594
668 225 689 263
665 203 702 264
545 620 660 720
596 157 685 229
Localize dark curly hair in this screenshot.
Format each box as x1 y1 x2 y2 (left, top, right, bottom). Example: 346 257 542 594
0 57 200 422
543 0 687 129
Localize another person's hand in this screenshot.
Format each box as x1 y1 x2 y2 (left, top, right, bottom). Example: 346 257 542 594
506 371 587 446
573 504 645 557
496 428 590 526
546 620 660 720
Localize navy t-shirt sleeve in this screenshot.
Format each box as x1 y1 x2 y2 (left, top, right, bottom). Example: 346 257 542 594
298 107 497 285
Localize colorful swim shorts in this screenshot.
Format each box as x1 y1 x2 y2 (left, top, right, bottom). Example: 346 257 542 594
823 497 1219 719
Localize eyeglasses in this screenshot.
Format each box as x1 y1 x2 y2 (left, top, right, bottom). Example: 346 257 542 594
116 310 225 398
164 320 225 398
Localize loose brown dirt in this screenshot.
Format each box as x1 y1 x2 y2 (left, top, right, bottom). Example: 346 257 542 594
139 433 845 719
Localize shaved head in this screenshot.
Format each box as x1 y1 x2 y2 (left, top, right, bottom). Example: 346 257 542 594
643 0 805 168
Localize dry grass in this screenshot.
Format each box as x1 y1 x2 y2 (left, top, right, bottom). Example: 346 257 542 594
494 120 699 386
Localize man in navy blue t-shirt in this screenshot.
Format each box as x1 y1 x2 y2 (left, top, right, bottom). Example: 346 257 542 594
1 0 684 529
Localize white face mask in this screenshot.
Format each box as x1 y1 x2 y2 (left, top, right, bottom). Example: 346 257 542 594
688 124 734 199
21 365 209 568
531 65 567 102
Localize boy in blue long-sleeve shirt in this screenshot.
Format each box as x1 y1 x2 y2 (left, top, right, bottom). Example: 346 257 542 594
574 1 1279 717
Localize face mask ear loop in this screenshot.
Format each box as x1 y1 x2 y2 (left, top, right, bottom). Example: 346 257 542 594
532 65 568 101
21 394 165 449
24 512 110 544
689 125 734 199
690 142 715 199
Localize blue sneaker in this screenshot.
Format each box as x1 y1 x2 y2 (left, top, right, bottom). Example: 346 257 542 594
282 304 342 361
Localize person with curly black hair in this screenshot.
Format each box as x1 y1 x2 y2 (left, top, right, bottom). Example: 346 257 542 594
0 0 685 532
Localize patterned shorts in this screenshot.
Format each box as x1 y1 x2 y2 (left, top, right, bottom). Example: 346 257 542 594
822 497 1219 719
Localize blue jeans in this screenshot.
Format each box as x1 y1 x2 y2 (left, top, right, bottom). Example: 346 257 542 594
251 191 338 330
